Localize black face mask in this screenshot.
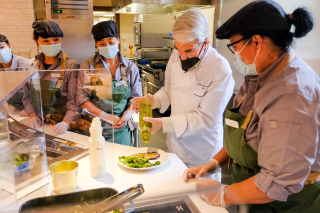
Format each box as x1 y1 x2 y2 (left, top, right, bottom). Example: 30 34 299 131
180 42 205 72
180 57 200 71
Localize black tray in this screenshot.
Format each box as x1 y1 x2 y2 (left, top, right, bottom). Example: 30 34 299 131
19 187 118 213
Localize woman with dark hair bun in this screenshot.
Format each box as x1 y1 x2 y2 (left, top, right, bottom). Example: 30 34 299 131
183 1 320 212
22 20 80 136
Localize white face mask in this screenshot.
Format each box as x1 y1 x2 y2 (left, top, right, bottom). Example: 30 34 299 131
40 43 62 57
233 38 261 76
0 48 13 64
98 44 119 59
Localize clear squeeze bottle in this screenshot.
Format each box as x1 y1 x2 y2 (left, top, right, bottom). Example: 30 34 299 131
89 117 106 177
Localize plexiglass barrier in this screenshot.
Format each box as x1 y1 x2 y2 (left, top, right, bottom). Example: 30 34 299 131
0 67 116 212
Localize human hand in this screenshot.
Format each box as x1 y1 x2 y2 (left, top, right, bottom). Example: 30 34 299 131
183 159 220 182
100 111 120 126
52 121 70 136
19 109 28 117
28 116 42 129
130 94 155 114
114 110 134 129
142 117 162 134
196 177 227 207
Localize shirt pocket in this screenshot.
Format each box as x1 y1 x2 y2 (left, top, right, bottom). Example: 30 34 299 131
259 120 301 173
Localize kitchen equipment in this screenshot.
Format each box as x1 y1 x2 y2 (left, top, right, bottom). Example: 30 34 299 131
118 147 169 171
83 184 144 213
124 195 201 213
49 160 79 194
19 187 119 213
44 0 95 64
133 14 174 48
19 184 144 213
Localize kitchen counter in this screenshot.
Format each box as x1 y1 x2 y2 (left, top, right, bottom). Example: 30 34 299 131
5 122 227 213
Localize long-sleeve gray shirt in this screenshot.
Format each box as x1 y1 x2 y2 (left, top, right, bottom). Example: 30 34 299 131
0 54 30 71
77 52 142 107
234 49 320 201
22 51 80 122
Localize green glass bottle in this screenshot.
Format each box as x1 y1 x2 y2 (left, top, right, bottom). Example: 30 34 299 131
139 99 152 143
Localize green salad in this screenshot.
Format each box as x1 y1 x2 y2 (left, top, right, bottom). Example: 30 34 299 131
119 155 160 168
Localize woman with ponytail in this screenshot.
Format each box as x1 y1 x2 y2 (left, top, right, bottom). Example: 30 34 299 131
183 1 320 212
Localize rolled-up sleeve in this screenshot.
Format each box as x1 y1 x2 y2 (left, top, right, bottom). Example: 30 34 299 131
22 82 35 115
62 59 80 122
255 91 318 201
76 60 92 106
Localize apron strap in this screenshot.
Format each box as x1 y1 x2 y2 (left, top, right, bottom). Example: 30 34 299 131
239 50 295 126
36 51 67 81
236 94 246 108
95 61 101 69
120 64 128 87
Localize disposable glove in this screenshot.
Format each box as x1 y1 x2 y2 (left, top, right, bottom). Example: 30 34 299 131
183 159 220 182
130 94 155 114
196 177 227 208
115 110 134 129
142 117 162 134
100 111 120 126
19 109 28 117
28 117 42 129
52 121 70 136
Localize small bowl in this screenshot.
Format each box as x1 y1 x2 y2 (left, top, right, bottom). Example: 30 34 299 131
49 160 79 194
13 154 30 173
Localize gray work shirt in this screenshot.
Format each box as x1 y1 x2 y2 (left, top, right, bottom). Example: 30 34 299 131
234 49 320 201
77 52 142 107
0 54 30 71
22 51 80 122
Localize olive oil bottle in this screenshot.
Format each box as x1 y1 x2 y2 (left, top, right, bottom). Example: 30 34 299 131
139 99 152 143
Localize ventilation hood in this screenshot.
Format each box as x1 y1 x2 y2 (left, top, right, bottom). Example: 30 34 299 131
112 0 214 14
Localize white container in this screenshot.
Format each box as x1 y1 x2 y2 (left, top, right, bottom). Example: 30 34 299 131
88 117 106 178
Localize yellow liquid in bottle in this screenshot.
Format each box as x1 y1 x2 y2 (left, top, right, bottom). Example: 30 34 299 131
139 99 152 143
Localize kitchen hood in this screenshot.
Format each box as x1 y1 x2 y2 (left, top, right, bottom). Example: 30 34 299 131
112 0 214 14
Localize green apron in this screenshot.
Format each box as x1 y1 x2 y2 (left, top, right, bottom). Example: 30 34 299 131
30 52 67 123
90 62 132 146
224 53 320 213
7 90 24 111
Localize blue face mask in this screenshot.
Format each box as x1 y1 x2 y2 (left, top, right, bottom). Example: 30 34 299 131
0 48 13 64
40 43 62 57
233 38 260 76
98 44 119 59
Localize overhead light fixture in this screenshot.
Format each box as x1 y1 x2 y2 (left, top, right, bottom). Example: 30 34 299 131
103 14 114 17
93 11 106 14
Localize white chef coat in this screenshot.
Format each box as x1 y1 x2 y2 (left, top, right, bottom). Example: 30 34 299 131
154 45 235 168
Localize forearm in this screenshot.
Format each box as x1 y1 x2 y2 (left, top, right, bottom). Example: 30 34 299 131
224 176 275 205
212 147 229 167
81 101 102 116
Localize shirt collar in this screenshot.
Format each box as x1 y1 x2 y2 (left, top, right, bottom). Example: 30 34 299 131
36 51 63 69
255 49 289 87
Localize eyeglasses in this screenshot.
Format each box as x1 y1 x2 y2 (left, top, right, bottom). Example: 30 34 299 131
174 42 203 58
227 37 251 54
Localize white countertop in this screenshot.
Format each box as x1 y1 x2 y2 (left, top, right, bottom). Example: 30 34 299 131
5 116 227 213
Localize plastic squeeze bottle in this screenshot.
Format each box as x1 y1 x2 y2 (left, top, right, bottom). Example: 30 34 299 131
139 99 152 143
89 117 106 177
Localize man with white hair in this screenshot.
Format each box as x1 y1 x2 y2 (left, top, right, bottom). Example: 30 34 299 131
131 8 234 181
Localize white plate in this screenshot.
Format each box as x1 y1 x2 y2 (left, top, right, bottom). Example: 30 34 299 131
117 147 169 171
